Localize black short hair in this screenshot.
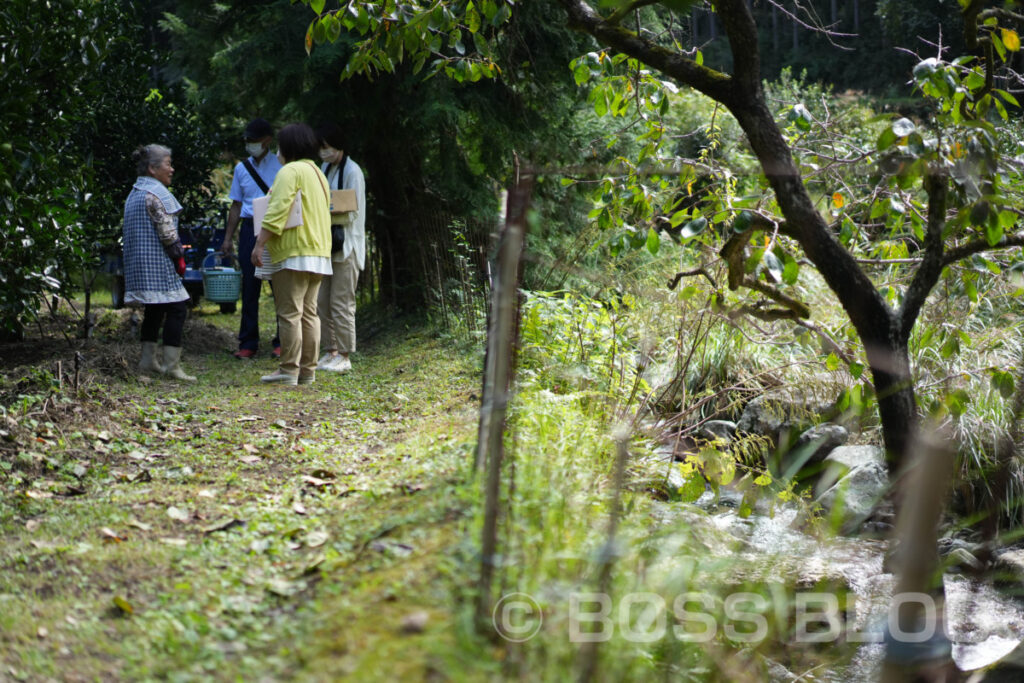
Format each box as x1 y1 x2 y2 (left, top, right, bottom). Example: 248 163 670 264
277 123 320 163
315 122 345 151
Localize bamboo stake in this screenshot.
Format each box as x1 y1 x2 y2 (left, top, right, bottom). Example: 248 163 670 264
475 163 533 632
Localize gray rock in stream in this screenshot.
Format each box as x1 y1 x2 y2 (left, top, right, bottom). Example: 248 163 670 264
814 446 889 533
736 393 836 446
698 420 737 443
789 423 849 467
993 549 1024 587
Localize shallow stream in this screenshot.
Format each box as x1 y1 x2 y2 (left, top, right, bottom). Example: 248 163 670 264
695 498 1024 679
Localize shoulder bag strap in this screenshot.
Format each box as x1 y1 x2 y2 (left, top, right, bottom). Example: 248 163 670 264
326 153 348 189
242 158 270 194
305 161 330 204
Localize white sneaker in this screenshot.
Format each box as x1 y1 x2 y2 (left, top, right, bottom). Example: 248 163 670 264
316 353 334 369
260 371 298 385
322 355 351 373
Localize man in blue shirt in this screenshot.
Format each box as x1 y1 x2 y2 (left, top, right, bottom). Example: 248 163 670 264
220 118 283 358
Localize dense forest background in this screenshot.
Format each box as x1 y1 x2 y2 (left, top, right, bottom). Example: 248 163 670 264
1 0 988 336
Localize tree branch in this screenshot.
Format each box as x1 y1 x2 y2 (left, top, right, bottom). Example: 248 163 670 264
729 304 800 322
605 0 660 26
793 319 854 365
743 275 811 319
942 233 1024 266
901 167 948 340
556 0 734 103
667 267 717 290
980 8 1024 25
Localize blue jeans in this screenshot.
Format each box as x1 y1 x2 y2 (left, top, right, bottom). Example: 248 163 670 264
237 218 279 351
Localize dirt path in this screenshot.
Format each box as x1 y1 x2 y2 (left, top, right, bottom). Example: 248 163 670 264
0 308 483 681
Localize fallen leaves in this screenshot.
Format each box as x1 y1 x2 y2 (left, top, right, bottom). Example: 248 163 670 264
305 530 329 548
158 537 188 547
116 469 152 484
202 517 245 534
29 539 63 551
166 506 190 522
99 527 126 543
400 611 429 634
112 596 133 615
301 475 333 491
266 578 306 597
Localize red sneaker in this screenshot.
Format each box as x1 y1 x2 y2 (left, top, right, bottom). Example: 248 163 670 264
233 349 257 359
271 346 282 359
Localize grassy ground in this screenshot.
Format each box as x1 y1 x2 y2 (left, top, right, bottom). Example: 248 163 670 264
0 294 490 681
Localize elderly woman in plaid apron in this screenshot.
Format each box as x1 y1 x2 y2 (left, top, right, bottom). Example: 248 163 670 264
122 144 196 381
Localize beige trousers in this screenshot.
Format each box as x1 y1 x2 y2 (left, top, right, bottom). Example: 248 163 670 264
318 252 359 354
271 269 322 376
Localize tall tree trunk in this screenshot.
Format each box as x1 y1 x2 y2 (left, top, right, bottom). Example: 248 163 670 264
363 92 432 310
772 5 779 52
864 332 918 470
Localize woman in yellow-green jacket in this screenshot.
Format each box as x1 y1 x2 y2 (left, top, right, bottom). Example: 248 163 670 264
251 123 332 386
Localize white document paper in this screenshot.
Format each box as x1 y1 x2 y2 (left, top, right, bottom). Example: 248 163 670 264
252 190 302 235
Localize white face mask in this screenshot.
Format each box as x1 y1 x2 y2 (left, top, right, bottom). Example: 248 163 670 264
245 142 265 157
319 146 338 162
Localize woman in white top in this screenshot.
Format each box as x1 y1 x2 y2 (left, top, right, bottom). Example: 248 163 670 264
314 122 366 373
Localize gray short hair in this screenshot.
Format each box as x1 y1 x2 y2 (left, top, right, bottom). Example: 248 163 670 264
133 144 172 176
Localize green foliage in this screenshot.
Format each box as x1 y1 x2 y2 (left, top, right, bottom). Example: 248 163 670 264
0 0 104 338
300 0 512 82
519 290 640 400
0 0 219 338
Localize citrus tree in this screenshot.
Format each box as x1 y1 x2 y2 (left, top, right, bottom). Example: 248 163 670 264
0 0 104 339
0 0 219 338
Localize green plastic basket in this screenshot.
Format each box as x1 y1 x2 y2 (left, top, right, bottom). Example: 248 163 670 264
201 254 241 303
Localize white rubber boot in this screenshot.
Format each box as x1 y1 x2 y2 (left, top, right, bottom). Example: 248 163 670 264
161 346 196 382
139 341 164 375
